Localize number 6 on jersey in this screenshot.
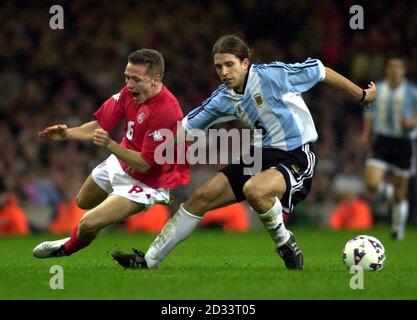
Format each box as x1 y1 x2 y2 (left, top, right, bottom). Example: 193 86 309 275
126 120 135 140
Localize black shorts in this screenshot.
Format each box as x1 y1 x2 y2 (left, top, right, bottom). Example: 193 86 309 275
220 143 316 214
368 135 413 176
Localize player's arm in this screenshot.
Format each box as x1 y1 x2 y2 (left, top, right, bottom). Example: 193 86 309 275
93 129 151 173
39 120 102 141
178 91 236 142
323 67 377 107
360 116 373 150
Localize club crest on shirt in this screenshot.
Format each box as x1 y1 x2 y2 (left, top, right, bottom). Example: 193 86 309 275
253 93 265 107
137 112 146 123
149 130 164 141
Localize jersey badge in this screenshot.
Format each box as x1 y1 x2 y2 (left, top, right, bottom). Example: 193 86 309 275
137 112 146 123
253 93 265 107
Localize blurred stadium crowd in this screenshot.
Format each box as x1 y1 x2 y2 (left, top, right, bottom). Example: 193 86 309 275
1 0 417 233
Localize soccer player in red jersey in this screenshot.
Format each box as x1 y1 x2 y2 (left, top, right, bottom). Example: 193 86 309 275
33 49 189 258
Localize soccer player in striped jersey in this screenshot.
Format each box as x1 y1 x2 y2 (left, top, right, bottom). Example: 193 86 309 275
112 35 376 270
361 56 417 240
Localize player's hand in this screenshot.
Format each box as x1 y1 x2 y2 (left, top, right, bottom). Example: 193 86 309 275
360 81 377 108
38 124 68 140
93 129 114 148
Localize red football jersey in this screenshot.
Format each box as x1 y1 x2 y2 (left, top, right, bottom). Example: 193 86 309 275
94 86 189 189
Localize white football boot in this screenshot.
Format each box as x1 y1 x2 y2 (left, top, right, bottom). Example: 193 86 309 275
33 237 70 258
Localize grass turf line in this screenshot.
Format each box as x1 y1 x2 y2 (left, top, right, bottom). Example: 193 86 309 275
1 227 416 299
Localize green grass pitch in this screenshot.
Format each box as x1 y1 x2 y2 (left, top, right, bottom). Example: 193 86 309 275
1 227 417 300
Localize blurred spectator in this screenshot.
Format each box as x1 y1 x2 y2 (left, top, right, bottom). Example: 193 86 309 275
1 1 416 230
0 177 29 235
201 203 250 232
46 169 87 233
126 205 170 233
329 163 374 230
48 199 86 234
125 203 250 233
329 199 373 230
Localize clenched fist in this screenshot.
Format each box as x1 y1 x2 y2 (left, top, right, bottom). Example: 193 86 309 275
93 129 114 148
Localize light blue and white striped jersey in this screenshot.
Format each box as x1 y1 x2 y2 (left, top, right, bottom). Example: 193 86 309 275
182 58 326 151
364 79 417 138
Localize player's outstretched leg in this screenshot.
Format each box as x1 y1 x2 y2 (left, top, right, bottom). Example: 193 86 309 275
112 203 202 269
33 224 93 258
34 195 142 259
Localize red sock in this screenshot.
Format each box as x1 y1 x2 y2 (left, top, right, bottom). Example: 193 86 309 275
63 225 92 256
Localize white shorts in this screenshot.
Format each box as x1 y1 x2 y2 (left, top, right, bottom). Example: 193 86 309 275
92 154 170 209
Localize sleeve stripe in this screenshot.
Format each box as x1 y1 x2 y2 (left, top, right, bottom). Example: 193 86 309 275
187 105 204 120
186 86 223 121
255 59 319 72
272 62 318 71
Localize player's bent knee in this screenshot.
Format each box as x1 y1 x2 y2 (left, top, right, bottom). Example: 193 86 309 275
242 181 264 203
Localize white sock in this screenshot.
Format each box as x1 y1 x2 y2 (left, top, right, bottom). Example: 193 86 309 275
392 200 408 239
145 204 202 268
255 197 290 247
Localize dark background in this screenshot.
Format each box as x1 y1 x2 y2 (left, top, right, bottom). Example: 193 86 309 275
1 0 416 230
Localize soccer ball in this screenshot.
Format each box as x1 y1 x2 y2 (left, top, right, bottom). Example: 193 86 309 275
342 235 386 271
